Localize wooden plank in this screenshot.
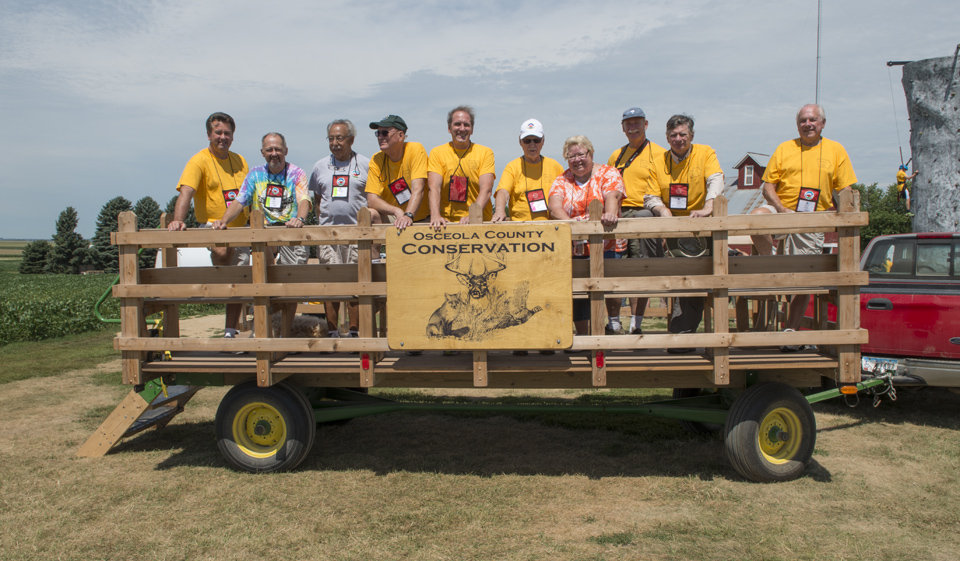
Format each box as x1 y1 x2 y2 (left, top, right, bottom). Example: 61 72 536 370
114 282 388 299
115 225 392 247
139 263 388 285
836 189 861 384
573 271 867 293
247 210 275 387
76 391 150 457
564 211 869 237
710 195 729 385
158 213 181 339
587 200 607 387
473 350 488 387
117 336 392 352
118 211 144 386
357 208 379 388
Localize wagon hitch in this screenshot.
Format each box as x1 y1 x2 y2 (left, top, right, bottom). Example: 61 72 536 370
804 375 895 408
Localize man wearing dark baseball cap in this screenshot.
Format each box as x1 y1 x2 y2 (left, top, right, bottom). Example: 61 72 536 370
607 107 666 335
365 114 430 230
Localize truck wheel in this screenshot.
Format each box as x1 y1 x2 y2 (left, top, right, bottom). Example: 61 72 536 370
672 388 722 434
724 383 816 483
215 382 315 473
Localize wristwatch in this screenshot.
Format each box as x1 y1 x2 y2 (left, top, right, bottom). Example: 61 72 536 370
403 212 414 219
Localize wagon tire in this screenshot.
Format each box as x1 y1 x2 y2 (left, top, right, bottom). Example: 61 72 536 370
672 388 723 434
724 382 816 483
215 381 315 473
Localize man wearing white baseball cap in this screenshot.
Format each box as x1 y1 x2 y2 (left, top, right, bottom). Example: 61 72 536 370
491 118 564 223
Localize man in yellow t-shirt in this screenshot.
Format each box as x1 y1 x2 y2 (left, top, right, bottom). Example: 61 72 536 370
643 115 724 347
427 105 496 227
607 107 667 334
491 118 564 223
896 164 918 212
366 115 429 230
167 112 250 341
748 104 857 350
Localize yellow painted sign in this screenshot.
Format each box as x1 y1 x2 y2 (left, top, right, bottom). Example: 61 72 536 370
387 223 573 350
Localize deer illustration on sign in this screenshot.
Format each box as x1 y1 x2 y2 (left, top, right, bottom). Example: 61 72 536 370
425 252 543 340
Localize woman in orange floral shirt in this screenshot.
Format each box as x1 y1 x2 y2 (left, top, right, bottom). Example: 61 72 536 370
548 135 626 337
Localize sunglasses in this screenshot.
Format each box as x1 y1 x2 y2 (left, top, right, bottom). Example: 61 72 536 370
522 137 542 144
374 129 395 138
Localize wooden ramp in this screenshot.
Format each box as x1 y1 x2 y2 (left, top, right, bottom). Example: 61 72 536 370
77 384 203 458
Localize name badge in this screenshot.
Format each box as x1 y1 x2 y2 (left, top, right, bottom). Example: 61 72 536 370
526 188 547 214
448 175 468 203
332 175 350 199
796 187 820 213
222 188 239 205
265 183 284 210
388 177 411 204
669 183 688 210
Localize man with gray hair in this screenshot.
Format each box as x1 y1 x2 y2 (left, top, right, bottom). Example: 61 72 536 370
747 104 857 350
643 114 724 351
607 107 667 335
308 119 371 338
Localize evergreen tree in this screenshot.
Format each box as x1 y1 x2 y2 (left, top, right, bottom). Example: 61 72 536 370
18 240 53 274
134 196 162 268
854 183 912 251
91 196 132 272
164 194 200 228
47 207 90 274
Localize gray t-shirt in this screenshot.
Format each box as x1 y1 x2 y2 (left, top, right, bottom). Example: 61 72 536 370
308 152 370 225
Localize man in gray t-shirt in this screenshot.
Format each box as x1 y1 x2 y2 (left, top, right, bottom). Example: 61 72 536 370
308 119 371 337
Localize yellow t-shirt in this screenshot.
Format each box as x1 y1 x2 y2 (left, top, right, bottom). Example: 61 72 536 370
494 156 564 221
177 148 249 227
646 144 722 217
607 141 665 208
428 142 496 222
366 142 430 221
762 138 857 212
896 169 907 192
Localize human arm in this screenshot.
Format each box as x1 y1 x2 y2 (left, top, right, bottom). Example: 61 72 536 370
548 195 571 220
907 170 919 181
167 187 195 231
212 200 245 230
285 169 311 228
601 190 622 226
491 190 510 222
761 181 791 213
427 171 448 230
463 172 495 224
689 172 724 218
366 192 411 230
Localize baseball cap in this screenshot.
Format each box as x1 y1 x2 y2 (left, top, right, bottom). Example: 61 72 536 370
369 115 408 132
519 118 544 139
622 107 646 120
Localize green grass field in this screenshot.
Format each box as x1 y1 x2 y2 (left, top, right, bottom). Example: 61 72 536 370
0 239 30 256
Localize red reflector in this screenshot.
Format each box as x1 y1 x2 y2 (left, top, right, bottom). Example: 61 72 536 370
595 351 605 368
361 354 370 370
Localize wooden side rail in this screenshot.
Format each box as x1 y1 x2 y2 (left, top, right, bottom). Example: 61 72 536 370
112 191 864 388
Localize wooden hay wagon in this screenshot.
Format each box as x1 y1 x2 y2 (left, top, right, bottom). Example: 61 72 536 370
79 191 882 482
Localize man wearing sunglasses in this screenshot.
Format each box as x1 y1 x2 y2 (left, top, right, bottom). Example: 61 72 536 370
427 105 496 228
607 107 667 335
365 115 429 231
491 118 564 223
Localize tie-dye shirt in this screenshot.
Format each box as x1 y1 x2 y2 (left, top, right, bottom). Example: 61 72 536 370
549 164 626 253
234 163 310 224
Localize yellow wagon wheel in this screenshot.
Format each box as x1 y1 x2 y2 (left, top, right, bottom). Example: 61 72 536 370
215 382 315 473
724 383 816 482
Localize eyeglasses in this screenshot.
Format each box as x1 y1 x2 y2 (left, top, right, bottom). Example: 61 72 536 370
327 135 351 142
522 137 542 144
374 129 396 139
566 152 590 162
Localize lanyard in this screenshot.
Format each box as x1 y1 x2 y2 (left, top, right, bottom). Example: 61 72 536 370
614 139 649 172
520 158 543 194
210 151 241 193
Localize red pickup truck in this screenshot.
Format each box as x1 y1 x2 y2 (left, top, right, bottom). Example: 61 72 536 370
858 233 960 388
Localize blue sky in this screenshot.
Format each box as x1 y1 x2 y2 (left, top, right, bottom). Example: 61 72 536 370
1 0 956 239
